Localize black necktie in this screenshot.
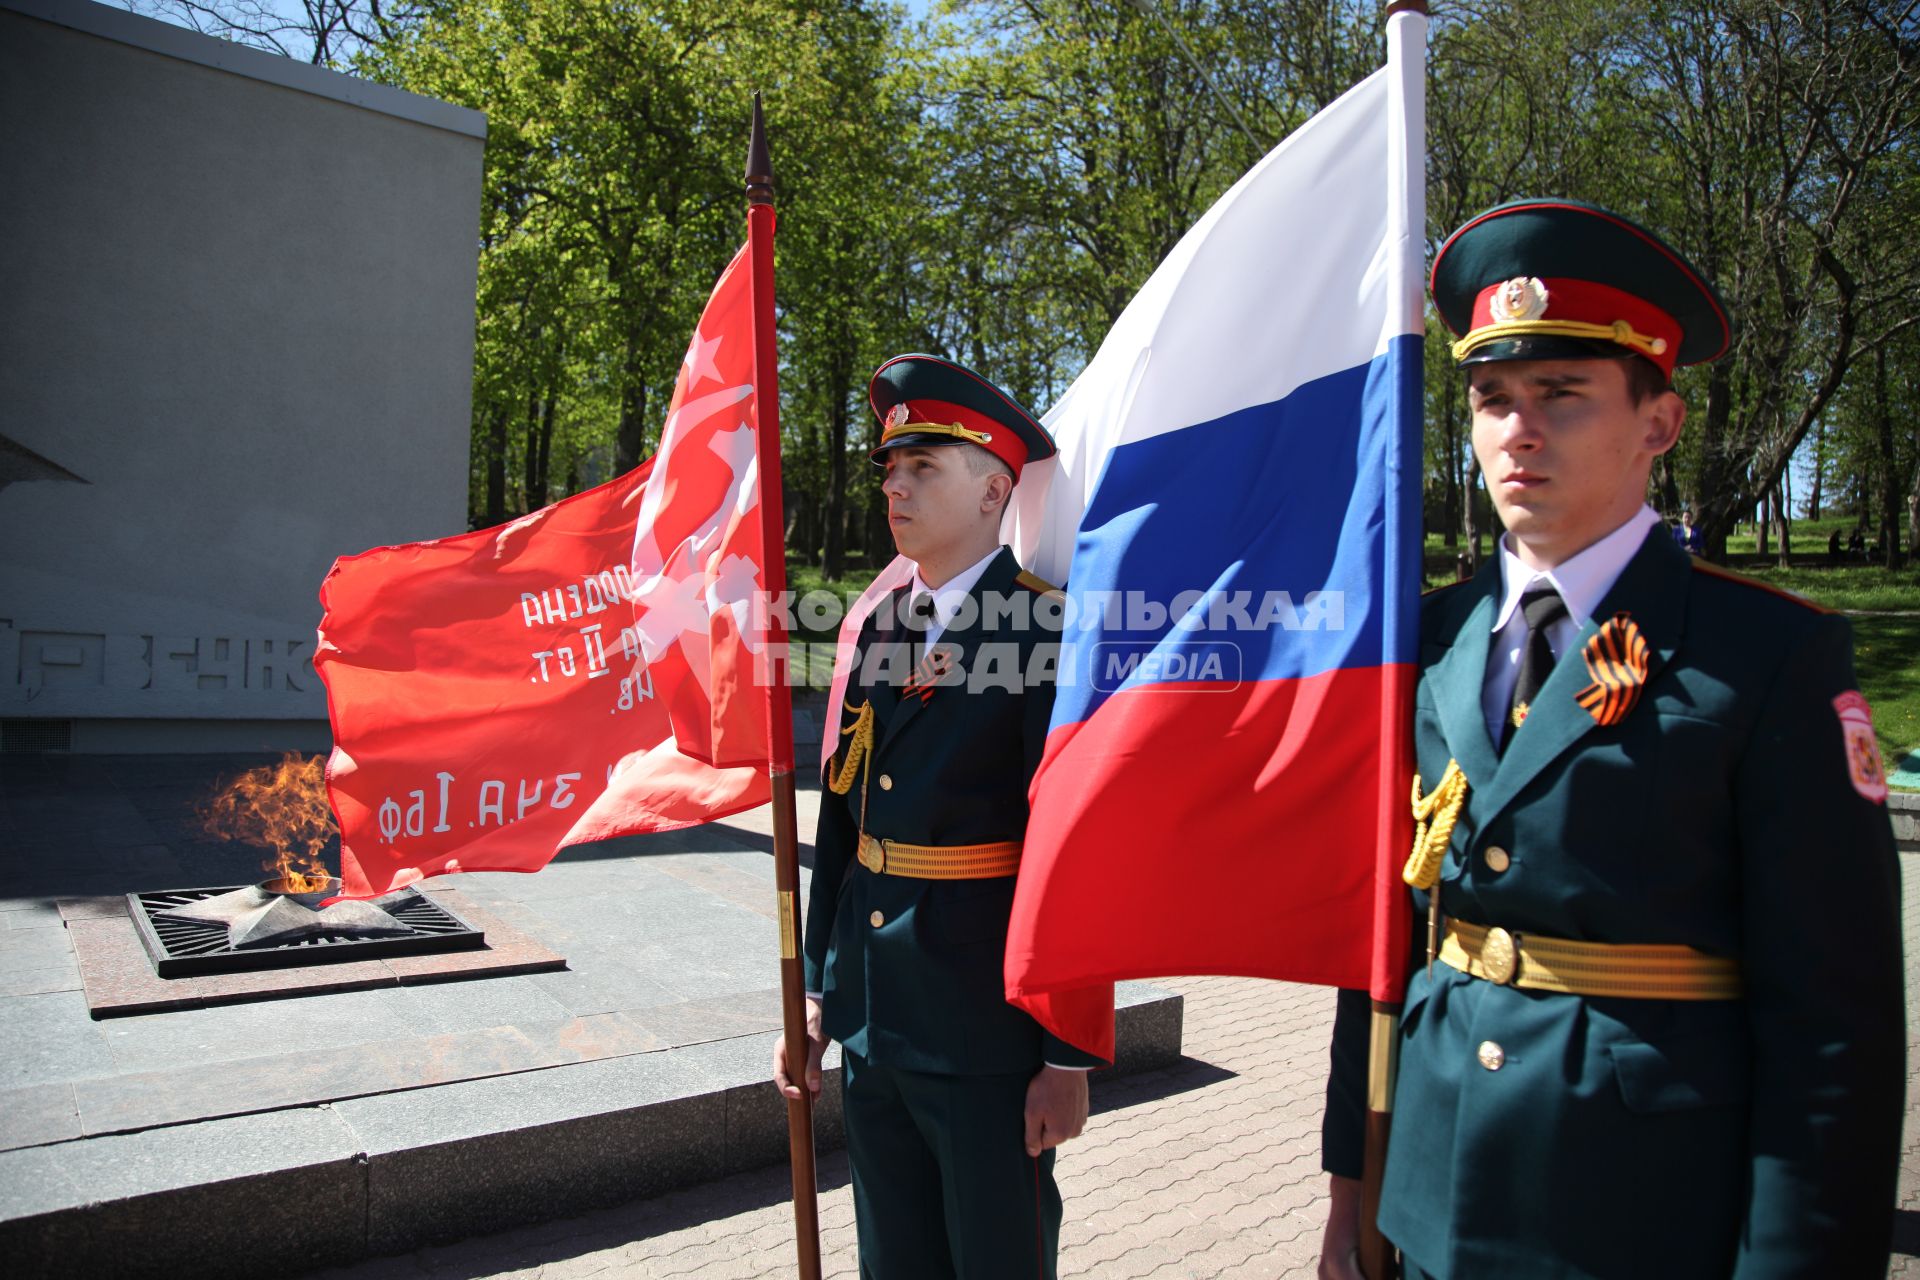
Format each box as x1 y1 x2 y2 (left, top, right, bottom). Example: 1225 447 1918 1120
908 592 936 676
1505 584 1568 750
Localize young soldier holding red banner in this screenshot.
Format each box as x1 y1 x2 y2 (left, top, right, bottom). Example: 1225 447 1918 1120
1319 201 1903 1279
772 354 1103 1280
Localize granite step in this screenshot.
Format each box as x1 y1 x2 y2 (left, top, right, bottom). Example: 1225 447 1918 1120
0 982 1183 1278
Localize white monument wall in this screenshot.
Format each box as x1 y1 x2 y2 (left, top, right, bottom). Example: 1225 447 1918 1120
0 0 484 752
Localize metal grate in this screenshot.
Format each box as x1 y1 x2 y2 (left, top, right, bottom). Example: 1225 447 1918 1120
2 718 73 753
127 885 486 978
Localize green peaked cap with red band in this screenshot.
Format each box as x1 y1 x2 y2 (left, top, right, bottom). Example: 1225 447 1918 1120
867 353 1055 479
1431 199 1731 378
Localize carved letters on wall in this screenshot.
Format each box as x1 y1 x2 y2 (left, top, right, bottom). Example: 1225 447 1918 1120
10 629 314 699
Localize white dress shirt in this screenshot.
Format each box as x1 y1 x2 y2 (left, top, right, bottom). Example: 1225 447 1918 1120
907 545 1003 646
1481 505 1662 746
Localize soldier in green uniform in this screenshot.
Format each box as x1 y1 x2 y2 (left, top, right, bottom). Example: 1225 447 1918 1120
772 353 1104 1279
1317 201 1904 1278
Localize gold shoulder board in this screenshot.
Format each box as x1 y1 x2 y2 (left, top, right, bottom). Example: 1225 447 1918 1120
1015 569 1063 599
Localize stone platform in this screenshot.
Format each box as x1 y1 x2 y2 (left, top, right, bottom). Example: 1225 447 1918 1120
1892 791 1919 854
0 740 1183 1278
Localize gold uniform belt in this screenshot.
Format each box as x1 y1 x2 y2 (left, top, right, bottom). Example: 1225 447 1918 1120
1440 918 1743 1001
856 834 1022 880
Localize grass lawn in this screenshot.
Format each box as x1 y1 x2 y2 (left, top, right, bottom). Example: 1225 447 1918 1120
1847 615 1920 786
1718 517 1918 783
784 560 874 602
1706 562 1920 613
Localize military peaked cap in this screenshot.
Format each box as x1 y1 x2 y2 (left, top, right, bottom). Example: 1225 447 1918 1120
1431 199 1731 378
868 354 1055 479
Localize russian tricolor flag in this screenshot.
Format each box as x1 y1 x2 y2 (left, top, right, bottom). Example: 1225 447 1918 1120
1003 10 1428 1060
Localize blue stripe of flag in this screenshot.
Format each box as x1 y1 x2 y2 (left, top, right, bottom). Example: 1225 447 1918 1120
1054 333 1423 728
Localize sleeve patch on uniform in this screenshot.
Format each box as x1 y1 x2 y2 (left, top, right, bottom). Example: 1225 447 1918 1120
1832 691 1888 804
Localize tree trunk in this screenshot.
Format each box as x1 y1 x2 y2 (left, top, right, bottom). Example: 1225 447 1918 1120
483 402 508 528
615 309 648 473
1655 454 1681 521
786 489 813 566
1875 346 1900 568
521 391 540 513
1464 456 1484 570
1906 431 1919 559
821 337 852 583
823 377 850 580
535 391 556 506
786 488 807 549
1441 376 1459 547
964 260 989 373
1694 359 1738 560
1809 419 1824 521
864 396 891 566
866 490 890 566
1757 487 1770 558
1773 481 1790 568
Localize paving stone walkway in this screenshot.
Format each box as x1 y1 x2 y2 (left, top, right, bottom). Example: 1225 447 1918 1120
322 974 1335 1280
324 849 1920 1280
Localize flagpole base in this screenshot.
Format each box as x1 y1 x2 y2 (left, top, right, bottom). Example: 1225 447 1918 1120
786 1089 822 1280
1360 1000 1400 1280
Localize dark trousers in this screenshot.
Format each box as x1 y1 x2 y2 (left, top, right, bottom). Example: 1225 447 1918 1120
842 1048 1060 1280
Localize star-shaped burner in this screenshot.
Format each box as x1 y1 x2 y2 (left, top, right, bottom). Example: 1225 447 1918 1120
156 883 418 950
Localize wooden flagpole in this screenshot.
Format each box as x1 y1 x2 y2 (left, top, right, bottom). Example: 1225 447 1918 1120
1358 996 1400 1280
744 91 823 1280
1361 5 1427 1276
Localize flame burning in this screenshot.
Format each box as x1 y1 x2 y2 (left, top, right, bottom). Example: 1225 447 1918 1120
200 754 337 894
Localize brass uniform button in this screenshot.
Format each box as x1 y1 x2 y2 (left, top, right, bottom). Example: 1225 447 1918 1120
1477 1040 1506 1071
1482 927 1518 985
1483 845 1511 873
878 774 894 791
869 910 884 927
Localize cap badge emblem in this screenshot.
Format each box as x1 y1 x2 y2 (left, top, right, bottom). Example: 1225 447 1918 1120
884 403 910 430
1491 276 1550 323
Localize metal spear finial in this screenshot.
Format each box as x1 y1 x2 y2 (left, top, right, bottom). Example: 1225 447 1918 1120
745 92 774 206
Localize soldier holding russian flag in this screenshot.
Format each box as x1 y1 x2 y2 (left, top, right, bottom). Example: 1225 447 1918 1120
773 354 1105 1280
1318 201 1903 1279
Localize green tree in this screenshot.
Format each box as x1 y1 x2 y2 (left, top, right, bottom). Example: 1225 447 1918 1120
365 0 917 528
1622 0 1920 559
762 2 920 577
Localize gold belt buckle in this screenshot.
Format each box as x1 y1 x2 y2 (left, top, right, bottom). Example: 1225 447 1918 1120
858 834 887 874
1482 926 1519 985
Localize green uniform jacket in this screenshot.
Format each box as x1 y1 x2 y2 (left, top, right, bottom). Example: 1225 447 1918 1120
1329 529 1904 1278
803 547 1100 1075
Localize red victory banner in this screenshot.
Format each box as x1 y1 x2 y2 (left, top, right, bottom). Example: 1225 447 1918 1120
315 244 773 898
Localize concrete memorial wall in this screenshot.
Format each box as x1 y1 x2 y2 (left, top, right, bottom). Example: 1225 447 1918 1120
0 0 484 752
